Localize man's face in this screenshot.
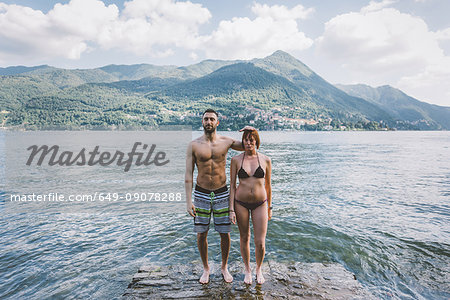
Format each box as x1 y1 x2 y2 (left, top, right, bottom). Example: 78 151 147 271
202 112 219 133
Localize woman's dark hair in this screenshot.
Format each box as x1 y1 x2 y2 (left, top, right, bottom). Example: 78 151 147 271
242 129 260 149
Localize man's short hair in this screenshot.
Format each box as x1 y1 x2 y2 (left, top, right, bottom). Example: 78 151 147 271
202 109 219 118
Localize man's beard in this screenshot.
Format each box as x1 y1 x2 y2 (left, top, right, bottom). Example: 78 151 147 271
203 125 215 133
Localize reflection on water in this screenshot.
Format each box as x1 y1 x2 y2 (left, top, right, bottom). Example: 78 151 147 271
0 131 449 299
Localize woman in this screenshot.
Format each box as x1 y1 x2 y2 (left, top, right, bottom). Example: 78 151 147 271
229 129 272 284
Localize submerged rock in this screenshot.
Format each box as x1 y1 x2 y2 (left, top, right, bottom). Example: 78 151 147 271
122 261 373 299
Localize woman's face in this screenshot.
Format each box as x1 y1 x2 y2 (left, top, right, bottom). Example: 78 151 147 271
243 135 256 150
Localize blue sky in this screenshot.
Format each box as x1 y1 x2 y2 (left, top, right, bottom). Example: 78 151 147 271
0 0 449 106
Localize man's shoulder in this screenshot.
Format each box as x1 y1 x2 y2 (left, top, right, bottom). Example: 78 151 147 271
217 134 234 145
190 136 205 145
188 138 204 153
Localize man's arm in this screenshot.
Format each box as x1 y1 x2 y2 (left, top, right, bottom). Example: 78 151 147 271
239 125 256 132
230 138 244 151
185 142 196 217
229 157 238 224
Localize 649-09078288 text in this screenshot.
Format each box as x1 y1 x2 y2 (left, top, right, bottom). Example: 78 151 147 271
9 192 182 202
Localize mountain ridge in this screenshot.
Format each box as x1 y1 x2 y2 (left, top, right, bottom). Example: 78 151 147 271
336 83 450 129
1 51 449 130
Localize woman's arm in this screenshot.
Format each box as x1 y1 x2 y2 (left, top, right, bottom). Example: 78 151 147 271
229 156 238 224
265 156 272 220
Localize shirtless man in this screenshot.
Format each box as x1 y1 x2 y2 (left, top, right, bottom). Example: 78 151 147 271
185 109 252 284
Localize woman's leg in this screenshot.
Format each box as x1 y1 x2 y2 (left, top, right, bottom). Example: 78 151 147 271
251 202 268 284
235 201 252 284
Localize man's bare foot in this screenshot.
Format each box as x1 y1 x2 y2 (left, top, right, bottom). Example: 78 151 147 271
256 268 265 284
221 267 233 283
199 267 210 284
244 269 252 284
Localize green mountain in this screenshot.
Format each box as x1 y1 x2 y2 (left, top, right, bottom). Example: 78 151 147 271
160 61 391 122
99 59 237 80
0 65 52 76
0 75 61 109
336 84 450 130
98 64 180 80
251 51 392 122
1 50 448 130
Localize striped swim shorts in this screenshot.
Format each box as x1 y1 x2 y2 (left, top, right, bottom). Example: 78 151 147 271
194 185 231 233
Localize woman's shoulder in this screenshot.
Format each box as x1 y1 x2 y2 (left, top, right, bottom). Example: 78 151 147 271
231 153 244 161
258 152 271 163
260 153 272 164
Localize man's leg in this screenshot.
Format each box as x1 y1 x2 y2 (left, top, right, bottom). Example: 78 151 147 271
197 231 209 284
219 232 233 282
193 186 213 284
211 187 233 282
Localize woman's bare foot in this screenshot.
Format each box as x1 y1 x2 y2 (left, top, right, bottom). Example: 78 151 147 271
244 269 252 284
256 268 265 284
199 267 210 284
221 267 233 283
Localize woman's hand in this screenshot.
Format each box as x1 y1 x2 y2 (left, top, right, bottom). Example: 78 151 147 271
268 207 272 221
229 211 236 224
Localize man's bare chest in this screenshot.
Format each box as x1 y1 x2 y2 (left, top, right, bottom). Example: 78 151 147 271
194 143 228 163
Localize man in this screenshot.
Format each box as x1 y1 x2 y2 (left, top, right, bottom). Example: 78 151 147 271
185 108 252 284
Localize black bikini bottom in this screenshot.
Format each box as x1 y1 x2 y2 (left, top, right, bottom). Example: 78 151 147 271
235 198 267 211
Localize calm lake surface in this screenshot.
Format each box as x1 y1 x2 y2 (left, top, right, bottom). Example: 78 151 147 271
0 131 449 299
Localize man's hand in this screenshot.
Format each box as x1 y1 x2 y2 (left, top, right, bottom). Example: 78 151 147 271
187 202 196 217
239 126 256 132
229 211 236 224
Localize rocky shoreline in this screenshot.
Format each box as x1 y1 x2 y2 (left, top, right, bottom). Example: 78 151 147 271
123 260 374 299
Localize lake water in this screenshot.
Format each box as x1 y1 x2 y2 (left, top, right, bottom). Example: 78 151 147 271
0 131 449 299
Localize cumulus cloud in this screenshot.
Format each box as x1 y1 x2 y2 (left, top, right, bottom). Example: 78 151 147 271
435 28 450 40
316 1 450 106
201 3 314 60
397 56 450 106
316 5 442 72
114 0 211 52
251 3 314 20
0 0 314 64
0 0 211 63
361 0 396 13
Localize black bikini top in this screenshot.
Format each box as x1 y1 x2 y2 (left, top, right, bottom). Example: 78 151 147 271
238 152 265 179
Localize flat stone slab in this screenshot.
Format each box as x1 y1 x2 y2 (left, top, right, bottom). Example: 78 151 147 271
123 261 374 299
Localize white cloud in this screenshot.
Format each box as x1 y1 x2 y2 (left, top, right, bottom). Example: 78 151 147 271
0 0 211 63
0 0 314 64
0 1 118 61
361 0 396 13
189 52 198 60
201 3 314 60
251 3 314 20
397 57 450 106
316 1 450 106
435 28 450 40
115 0 211 51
